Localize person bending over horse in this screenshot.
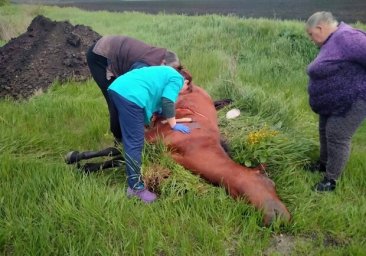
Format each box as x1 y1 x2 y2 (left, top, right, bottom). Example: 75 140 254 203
87 35 181 143
107 65 192 202
305 11 366 191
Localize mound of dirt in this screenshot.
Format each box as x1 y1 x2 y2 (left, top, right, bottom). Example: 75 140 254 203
0 15 101 100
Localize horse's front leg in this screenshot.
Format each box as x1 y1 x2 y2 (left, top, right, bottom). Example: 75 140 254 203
65 147 121 164
77 155 124 173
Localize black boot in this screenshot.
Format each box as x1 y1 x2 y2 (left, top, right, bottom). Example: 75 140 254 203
304 160 326 172
314 177 336 192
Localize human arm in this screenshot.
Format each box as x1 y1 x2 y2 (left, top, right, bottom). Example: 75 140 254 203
161 97 190 133
160 97 177 128
340 30 366 68
159 67 191 133
161 97 175 119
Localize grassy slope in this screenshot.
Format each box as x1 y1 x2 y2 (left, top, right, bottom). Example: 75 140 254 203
0 4 365 255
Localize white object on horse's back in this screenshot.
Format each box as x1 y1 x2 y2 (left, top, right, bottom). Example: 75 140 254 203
226 108 241 119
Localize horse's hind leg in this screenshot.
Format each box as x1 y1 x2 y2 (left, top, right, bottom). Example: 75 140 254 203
78 155 124 173
65 147 121 164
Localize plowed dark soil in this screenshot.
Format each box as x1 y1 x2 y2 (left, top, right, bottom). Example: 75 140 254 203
0 15 100 100
48 0 366 23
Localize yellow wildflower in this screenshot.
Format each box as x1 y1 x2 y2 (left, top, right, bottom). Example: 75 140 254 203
246 126 279 145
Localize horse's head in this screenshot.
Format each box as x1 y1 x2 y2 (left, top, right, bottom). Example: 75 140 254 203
238 168 291 226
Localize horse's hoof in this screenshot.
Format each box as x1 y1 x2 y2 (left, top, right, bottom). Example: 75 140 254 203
65 151 80 164
262 199 291 226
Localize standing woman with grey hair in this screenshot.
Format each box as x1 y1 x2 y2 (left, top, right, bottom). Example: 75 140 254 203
305 11 366 191
86 35 181 144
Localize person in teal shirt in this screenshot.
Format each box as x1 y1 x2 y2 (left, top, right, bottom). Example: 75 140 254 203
108 65 191 203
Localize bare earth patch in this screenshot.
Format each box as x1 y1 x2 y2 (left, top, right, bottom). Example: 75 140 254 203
264 234 297 256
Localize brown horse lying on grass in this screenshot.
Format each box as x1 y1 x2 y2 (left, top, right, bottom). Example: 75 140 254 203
66 83 290 226
144 84 291 226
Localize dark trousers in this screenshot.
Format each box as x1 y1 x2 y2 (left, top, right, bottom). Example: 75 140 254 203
319 99 366 180
86 45 121 141
108 90 146 190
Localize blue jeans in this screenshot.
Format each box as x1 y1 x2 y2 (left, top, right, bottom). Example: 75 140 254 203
108 90 146 190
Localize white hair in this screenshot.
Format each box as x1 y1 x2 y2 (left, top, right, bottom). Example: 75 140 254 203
306 11 338 28
164 51 180 68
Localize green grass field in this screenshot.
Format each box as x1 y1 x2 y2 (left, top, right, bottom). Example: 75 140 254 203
1 4 366 255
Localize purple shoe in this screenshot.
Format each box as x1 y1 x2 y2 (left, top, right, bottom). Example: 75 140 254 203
127 187 157 203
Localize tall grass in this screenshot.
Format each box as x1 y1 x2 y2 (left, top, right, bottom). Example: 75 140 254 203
0 4 43 41
0 4 366 255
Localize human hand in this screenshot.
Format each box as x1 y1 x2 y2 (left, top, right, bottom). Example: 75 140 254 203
172 124 191 134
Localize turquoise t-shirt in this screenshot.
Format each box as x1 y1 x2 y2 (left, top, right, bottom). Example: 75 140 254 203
108 66 184 124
